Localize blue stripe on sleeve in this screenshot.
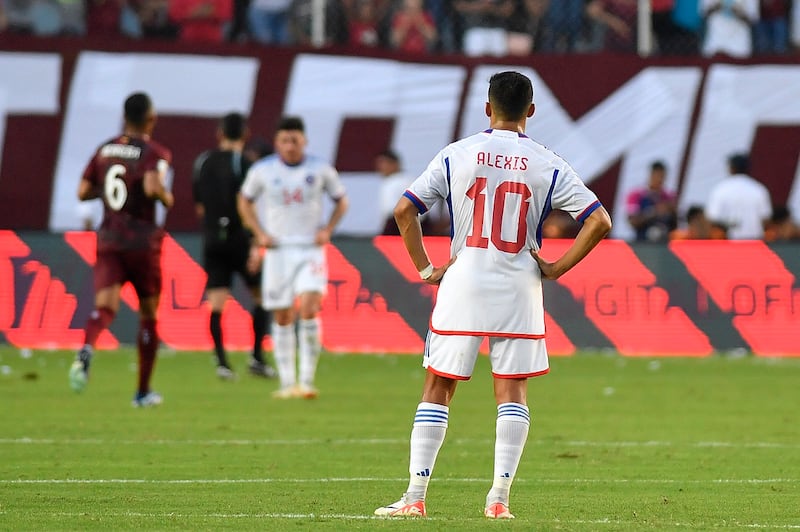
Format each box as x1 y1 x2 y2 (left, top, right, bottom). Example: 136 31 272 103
535 169 559 248
403 190 428 214
577 200 602 223
445 157 454 240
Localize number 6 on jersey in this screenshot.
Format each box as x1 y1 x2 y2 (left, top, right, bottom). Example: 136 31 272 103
104 163 128 211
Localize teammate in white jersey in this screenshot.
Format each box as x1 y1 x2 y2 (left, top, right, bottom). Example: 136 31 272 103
238 116 349 399
375 71 612 519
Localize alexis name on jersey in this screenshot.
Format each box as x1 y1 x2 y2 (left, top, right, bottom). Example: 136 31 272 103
476 152 529 171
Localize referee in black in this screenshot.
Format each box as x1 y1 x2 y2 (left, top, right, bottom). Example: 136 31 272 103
193 112 275 380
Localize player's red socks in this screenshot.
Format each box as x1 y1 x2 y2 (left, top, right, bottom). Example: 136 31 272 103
137 318 158 395
84 307 115 347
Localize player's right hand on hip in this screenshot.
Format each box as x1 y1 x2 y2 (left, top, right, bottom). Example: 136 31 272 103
426 256 457 285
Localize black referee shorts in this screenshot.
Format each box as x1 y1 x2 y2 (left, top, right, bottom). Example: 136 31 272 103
203 240 260 290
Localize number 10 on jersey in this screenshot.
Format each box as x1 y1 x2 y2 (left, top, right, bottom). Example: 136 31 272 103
465 177 532 254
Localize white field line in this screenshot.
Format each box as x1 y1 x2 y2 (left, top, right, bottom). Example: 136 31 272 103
41 512 800 528
2 477 798 485
2 437 799 449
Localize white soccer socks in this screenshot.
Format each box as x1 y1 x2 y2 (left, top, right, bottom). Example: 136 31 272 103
272 323 296 389
406 402 449 502
298 318 321 387
487 402 530 505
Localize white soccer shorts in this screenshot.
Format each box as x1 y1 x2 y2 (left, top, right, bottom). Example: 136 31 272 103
262 246 327 310
424 331 550 380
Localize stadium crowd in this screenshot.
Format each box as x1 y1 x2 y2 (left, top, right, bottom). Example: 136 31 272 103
1 0 800 57
617 153 800 243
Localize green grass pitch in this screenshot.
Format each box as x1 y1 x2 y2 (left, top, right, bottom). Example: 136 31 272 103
1 346 799 530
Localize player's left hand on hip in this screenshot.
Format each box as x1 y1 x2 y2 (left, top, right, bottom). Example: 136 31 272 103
531 250 560 280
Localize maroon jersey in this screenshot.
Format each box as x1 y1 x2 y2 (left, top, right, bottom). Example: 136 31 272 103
82 135 172 252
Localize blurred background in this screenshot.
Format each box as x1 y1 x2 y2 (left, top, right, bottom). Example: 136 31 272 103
0 0 797 57
1 0 799 356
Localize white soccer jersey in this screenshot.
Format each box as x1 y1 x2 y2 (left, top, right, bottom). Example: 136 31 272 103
406 128 600 337
240 154 347 246
705 174 772 239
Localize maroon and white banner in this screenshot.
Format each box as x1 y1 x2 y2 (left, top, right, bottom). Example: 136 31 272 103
1 40 799 237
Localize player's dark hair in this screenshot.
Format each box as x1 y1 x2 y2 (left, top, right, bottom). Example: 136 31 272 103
728 153 750 174
771 205 790 223
488 71 533 121
220 112 246 140
651 160 667 172
686 205 705 223
378 149 400 162
276 116 305 133
124 92 153 127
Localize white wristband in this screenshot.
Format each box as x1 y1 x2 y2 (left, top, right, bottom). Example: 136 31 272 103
419 263 434 280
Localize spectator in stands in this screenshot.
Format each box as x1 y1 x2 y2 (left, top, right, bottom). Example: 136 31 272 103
675 0 703 50
390 0 437 54
86 0 119 36
170 0 232 41
424 0 456 52
289 0 347 45
23 0 86 37
138 0 179 38
764 205 800 241
376 149 413 235
0 1 7 31
347 0 380 47
374 148 449 235
506 0 547 54
249 0 291 44
793 0 800 49
540 0 585 53
227 0 250 41
626 160 678 242
54 0 86 34
753 0 789 54
706 153 772 239
86 0 142 37
2 0 27 33
453 0 514 56
585 0 638 52
20 0 85 36
700 0 759 57
669 205 721 240
649 0 700 54
651 0 676 51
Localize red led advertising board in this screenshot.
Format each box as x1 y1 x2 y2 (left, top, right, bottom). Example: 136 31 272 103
2 231 798 357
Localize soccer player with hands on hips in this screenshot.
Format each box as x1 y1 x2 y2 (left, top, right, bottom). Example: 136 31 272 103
69 92 174 408
375 71 612 519
237 116 349 399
